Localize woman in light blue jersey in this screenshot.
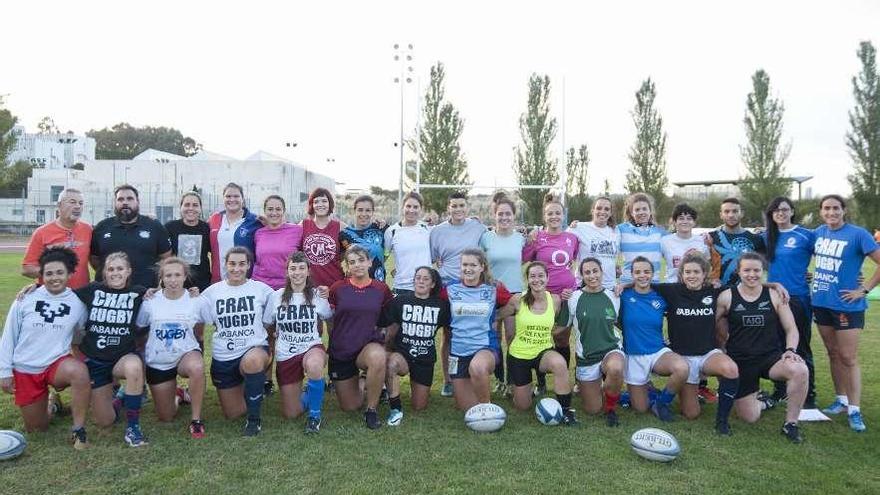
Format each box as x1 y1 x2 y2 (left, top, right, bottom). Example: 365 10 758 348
617 193 667 283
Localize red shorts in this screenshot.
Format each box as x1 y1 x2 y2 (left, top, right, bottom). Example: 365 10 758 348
276 345 325 386
13 356 71 407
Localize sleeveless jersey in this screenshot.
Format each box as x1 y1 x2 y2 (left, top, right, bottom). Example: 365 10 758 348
509 292 555 359
726 286 781 360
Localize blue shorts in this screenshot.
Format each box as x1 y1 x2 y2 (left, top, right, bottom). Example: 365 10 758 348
85 353 141 389
210 346 269 390
448 348 499 380
813 306 865 331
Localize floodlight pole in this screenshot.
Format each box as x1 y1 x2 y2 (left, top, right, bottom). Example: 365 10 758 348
393 43 415 208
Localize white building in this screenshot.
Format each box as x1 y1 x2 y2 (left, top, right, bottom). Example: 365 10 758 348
0 148 336 230
5 125 96 169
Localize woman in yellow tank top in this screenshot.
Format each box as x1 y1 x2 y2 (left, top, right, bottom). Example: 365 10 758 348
507 262 577 425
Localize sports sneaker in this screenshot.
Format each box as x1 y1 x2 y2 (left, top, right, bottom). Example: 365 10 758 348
532 384 547 398
264 380 275 397
848 411 866 433
757 391 777 411
189 420 206 439
176 387 192 407
651 401 675 422
243 417 262 437
605 410 619 427
770 389 788 403
387 408 404 427
698 386 718 404
441 382 454 397
561 409 580 427
715 420 731 436
48 391 66 417
379 386 389 404
124 425 149 447
823 399 848 415
365 409 381 430
305 416 321 434
492 381 505 395
781 422 803 443
619 391 631 409
71 427 88 450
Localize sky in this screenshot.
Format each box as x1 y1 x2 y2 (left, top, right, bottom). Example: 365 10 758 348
4 1 879 196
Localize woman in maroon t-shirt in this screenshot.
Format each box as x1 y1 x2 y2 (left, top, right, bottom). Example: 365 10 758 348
300 188 346 288
328 245 392 430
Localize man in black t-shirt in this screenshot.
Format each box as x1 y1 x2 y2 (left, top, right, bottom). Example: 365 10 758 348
709 198 765 286
90 185 172 288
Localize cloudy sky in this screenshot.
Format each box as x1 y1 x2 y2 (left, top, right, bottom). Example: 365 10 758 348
5 1 878 196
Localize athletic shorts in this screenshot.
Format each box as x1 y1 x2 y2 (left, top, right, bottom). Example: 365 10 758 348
449 348 499 380
683 349 723 385
328 356 359 382
391 351 435 387
813 306 865 331
12 355 71 406
146 351 203 385
210 346 269 390
576 349 624 382
732 351 782 399
85 353 140 389
507 349 552 387
277 344 325 386
625 347 672 386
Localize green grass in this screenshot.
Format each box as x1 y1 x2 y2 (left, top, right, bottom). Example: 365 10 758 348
1 252 879 494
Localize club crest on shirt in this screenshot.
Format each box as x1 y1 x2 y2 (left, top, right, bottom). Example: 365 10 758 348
702 296 713 305
139 230 150 239
480 289 490 300
785 237 797 248
35 301 71 323
651 299 662 310
103 232 111 239
734 303 746 312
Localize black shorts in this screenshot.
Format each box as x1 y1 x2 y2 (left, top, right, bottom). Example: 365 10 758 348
813 306 865 330
449 349 499 380
507 349 552 387
210 346 269 390
85 353 140 389
394 351 435 387
733 352 782 398
146 365 179 385
328 356 359 382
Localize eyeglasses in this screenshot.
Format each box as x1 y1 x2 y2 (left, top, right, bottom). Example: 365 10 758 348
773 208 792 214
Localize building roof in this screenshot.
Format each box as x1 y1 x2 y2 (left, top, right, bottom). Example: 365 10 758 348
245 150 291 162
131 148 187 161
673 176 813 187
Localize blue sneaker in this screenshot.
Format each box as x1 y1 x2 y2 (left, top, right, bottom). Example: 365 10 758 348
651 401 675 422
848 411 866 432
124 425 148 447
823 399 848 415
619 391 631 409
441 382 453 397
386 408 404 427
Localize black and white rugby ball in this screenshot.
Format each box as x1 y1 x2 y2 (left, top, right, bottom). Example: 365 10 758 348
630 427 680 462
465 403 507 432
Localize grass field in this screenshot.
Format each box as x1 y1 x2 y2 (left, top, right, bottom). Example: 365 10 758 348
0 252 878 494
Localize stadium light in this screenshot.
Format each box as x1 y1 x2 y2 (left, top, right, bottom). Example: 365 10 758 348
393 43 415 208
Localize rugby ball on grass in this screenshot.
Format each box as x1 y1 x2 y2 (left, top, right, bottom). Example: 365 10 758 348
630 428 680 462
535 397 564 425
465 403 507 432
0 430 26 461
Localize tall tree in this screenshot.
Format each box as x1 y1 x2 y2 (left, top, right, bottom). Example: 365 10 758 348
37 116 59 135
739 69 792 214
514 73 558 224
847 41 880 229
412 62 470 215
626 78 669 202
565 144 590 220
87 122 202 159
0 96 18 165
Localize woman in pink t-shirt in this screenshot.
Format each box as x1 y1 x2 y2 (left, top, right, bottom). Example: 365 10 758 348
252 195 303 290
301 188 346 288
522 194 580 391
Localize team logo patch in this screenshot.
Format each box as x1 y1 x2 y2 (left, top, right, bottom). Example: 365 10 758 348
480 289 490 300
701 296 713 305
734 304 746 312
651 300 663 310
758 301 770 309
103 232 111 239
35 301 71 323
839 313 850 328
303 233 337 265
785 237 797 248
138 230 150 239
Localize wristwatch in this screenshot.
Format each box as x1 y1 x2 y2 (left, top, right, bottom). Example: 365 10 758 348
785 347 797 354
861 285 870 295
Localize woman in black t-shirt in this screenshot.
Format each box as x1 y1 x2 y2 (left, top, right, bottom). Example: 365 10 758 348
75 251 149 447
165 191 212 291
652 251 739 434
716 253 808 443
383 266 450 426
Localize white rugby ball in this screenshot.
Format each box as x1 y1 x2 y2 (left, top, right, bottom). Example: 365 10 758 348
630 428 680 462
465 403 507 432
0 430 26 461
535 397 563 425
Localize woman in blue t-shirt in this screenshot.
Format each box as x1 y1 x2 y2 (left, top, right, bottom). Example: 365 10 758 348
811 195 880 433
763 196 817 408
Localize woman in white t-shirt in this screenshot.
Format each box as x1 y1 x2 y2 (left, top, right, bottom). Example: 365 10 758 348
568 197 620 290
136 257 206 439
660 204 710 283
384 192 432 296
200 246 274 437
262 252 332 434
